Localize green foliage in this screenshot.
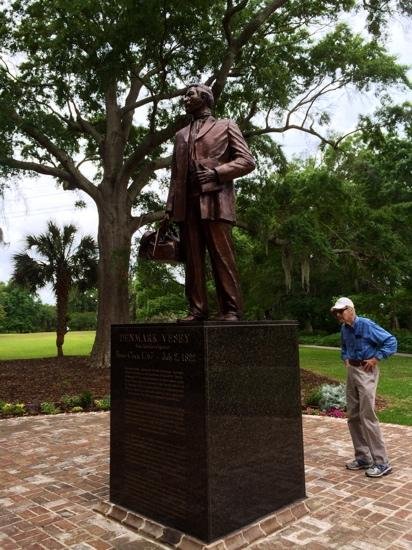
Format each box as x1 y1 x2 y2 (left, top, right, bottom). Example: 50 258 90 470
68 311 97 331
131 250 186 321
40 402 61 415
13 222 98 295
0 281 55 333
0 1 410 364
0 402 26 416
61 394 82 409
68 287 97 313
235 102 412 329
69 406 84 413
79 390 93 409
306 387 323 407
306 383 347 411
94 395 110 411
12 221 98 356
318 383 347 411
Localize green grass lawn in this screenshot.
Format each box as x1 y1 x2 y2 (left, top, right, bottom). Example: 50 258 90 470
300 346 412 426
0 331 95 359
1 333 410 425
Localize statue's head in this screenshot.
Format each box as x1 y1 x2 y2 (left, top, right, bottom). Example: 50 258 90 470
183 83 214 114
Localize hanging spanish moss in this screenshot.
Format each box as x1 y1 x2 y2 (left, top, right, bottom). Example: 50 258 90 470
301 257 310 293
281 247 293 293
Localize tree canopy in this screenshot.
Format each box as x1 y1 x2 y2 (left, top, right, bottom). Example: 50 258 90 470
0 0 410 365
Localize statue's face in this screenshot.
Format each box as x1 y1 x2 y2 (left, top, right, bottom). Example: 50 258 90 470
183 86 205 114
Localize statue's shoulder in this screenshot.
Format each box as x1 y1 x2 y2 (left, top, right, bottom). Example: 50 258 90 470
176 124 190 137
215 118 231 125
215 118 239 128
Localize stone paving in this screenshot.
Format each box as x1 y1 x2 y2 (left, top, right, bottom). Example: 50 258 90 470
0 413 411 549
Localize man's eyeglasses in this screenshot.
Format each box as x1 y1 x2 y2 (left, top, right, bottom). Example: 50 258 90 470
333 307 348 316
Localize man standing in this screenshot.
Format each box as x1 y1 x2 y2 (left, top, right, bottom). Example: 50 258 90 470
331 297 397 477
165 83 255 321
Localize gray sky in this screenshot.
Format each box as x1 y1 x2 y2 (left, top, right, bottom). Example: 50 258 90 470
1 14 411 304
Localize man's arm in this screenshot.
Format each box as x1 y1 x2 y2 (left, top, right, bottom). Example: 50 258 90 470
340 328 349 367
368 322 398 360
362 321 397 371
214 120 255 182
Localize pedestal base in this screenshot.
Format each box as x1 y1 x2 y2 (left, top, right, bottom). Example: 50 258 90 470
110 321 305 543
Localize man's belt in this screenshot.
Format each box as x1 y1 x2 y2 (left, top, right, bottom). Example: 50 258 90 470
348 359 367 367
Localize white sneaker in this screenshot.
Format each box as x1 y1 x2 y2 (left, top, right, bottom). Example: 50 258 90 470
365 463 392 477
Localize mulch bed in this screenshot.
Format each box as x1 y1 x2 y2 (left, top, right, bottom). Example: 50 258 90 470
0 357 109 404
0 356 387 410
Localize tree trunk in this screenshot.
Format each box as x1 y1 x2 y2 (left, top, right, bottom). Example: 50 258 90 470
90 203 132 368
391 314 400 331
55 272 70 358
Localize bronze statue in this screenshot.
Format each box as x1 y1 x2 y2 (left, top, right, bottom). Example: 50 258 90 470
165 83 255 321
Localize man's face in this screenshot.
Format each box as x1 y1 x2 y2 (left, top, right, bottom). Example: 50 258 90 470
183 87 204 114
333 307 355 325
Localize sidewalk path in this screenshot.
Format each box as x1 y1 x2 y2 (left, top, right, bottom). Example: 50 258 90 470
0 413 411 549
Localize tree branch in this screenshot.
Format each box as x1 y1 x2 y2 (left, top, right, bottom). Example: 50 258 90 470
223 0 249 45
0 157 71 180
129 209 165 234
127 155 172 204
120 115 187 185
9 110 98 199
121 63 146 140
120 87 186 117
244 122 337 147
70 100 103 144
212 0 288 102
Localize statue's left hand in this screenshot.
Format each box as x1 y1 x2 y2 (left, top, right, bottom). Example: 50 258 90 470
196 167 217 186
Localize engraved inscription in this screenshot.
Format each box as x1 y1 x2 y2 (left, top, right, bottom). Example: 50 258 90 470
125 366 184 401
115 329 197 364
111 324 206 533
119 332 191 345
124 400 185 437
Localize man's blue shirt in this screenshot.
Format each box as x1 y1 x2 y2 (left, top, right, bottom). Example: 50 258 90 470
341 316 397 361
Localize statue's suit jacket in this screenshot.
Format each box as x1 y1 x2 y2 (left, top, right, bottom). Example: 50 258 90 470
166 117 255 223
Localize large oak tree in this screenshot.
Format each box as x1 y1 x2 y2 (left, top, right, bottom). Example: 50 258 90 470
0 0 409 366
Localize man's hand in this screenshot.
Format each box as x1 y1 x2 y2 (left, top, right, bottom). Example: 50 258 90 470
196 167 217 186
344 360 350 369
363 357 379 372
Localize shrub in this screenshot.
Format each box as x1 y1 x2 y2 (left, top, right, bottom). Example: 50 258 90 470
318 383 346 411
305 383 346 411
306 387 323 407
94 396 110 411
392 330 412 354
61 394 82 409
70 406 84 413
79 390 93 409
40 402 61 415
1 402 26 415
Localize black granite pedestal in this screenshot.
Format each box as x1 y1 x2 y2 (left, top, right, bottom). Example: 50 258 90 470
110 321 305 543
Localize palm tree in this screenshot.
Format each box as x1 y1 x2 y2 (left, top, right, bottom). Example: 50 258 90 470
13 221 98 357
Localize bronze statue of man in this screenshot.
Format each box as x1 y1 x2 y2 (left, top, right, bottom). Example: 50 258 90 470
165 83 255 321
